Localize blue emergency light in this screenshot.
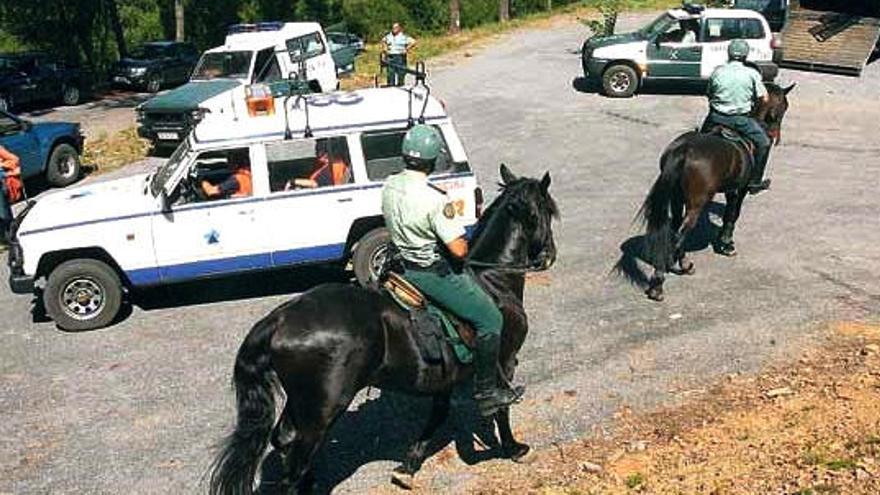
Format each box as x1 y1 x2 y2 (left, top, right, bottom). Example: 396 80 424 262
228 22 284 35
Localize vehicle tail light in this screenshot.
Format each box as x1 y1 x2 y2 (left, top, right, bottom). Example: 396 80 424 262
475 187 484 218
771 33 782 50
245 84 275 117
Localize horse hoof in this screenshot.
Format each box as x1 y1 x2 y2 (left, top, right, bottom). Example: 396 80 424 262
646 288 664 302
391 469 415 490
680 261 695 275
714 244 737 257
504 442 534 463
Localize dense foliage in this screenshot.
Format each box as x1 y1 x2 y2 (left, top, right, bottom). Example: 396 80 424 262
0 0 586 74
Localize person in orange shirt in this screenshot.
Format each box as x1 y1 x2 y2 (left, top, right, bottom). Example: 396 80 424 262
0 145 22 246
201 150 253 199
287 141 350 190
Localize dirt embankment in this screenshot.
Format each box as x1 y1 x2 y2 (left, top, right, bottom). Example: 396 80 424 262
389 321 880 494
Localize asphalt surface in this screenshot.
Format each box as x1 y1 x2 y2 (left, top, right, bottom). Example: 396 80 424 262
3 13 880 494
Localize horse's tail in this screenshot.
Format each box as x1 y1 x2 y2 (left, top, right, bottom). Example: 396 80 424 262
639 141 687 270
209 316 279 495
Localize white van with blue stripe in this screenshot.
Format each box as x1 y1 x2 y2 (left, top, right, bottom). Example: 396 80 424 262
6 85 482 331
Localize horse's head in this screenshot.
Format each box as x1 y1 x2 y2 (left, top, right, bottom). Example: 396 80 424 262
469 164 559 272
758 83 795 145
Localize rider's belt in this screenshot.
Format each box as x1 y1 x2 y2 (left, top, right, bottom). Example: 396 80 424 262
402 259 451 276
711 110 749 117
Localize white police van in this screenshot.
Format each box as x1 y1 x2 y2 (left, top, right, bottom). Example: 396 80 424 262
7 83 482 331
582 4 779 97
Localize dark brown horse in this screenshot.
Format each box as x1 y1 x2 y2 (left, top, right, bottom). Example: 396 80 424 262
209 165 558 494
640 83 795 301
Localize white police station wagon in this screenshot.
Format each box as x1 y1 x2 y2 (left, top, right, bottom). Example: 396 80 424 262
7 84 482 331
582 4 779 97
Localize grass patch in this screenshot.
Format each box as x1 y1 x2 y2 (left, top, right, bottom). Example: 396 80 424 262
341 0 679 90
82 127 151 176
824 458 858 471
625 472 646 489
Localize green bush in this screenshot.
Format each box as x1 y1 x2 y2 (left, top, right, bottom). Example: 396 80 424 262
342 0 412 41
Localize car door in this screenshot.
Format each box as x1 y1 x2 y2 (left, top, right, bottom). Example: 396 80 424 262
0 111 42 179
150 145 271 282
262 136 358 267
286 32 336 91
646 18 703 79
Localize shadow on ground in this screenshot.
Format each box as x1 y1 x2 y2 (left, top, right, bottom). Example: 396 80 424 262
19 90 151 118
612 201 725 289
256 389 515 494
572 77 708 97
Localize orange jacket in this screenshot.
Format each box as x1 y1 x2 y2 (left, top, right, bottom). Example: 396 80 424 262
230 167 252 198
0 146 22 203
309 158 349 186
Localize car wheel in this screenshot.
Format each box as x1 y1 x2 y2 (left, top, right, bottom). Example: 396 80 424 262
352 227 390 288
61 85 81 106
44 259 124 332
0 94 12 112
602 64 639 98
146 74 162 93
46 143 82 187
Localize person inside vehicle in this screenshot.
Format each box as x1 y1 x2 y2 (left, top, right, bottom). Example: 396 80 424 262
701 39 772 195
200 149 253 199
680 19 699 44
286 140 350 189
381 125 522 418
0 145 22 247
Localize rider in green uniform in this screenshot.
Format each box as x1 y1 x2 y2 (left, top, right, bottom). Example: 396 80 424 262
701 39 772 195
382 125 521 418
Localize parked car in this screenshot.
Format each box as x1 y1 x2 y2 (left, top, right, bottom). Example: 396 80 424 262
734 0 789 32
111 41 200 93
0 52 91 112
137 22 345 148
327 31 364 75
0 109 84 187
8 85 480 331
581 5 779 97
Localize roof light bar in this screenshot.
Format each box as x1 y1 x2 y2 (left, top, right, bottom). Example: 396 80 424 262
228 22 284 35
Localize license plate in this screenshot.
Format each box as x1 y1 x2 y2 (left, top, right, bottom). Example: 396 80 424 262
157 132 178 141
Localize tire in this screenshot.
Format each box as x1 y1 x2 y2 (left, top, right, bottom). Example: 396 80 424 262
0 94 12 112
44 259 124 331
45 143 81 187
146 74 162 93
352 227 390 288
602 64 639 98
61 85 81 106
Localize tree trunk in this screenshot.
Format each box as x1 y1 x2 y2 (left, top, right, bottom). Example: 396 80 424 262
175 0 185 42
105 0 127 58
547 0 553 11
499 0 510 22
449 0 461 34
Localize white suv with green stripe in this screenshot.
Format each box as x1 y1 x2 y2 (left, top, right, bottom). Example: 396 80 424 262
581 5 779 97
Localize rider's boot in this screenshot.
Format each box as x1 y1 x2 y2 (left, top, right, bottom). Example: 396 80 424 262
748 148 771 195
473 334 523 418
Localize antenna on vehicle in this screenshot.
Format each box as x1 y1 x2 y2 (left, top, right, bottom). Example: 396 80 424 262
379 56 431 128
281 54 314 140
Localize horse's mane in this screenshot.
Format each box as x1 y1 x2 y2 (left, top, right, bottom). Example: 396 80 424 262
469 177 559 243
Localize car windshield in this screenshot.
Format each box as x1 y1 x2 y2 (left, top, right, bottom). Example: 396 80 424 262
149 139 191 196
640 13 678 39
192 51 252 80
130 45 170 59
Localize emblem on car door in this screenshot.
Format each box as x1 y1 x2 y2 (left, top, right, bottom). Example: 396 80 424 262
205 229 221 245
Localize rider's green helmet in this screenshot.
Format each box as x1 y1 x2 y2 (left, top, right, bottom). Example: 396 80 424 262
728 39 750 61
401 125 442 163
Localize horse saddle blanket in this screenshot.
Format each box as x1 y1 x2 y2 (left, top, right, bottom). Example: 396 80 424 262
383 272 475 364
711 126 755 183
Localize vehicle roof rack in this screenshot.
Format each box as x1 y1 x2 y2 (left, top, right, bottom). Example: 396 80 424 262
378 55 431 128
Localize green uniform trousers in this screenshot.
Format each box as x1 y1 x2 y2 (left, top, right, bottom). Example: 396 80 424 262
386 54 407 87
404 267 503 337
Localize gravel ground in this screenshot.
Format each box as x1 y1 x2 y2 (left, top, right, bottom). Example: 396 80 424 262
2 12 879 495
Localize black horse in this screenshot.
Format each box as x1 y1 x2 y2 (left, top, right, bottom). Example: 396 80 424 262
209 164 558 494
640 83 795 301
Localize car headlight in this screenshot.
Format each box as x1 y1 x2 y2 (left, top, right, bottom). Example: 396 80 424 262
130 67 147 76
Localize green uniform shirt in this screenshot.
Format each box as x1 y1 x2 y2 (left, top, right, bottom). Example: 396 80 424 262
382 169 464 267
707 60 768 116
383 32 414 55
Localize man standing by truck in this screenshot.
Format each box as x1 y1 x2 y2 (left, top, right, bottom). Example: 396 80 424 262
0 145 22 247
382 22 417 86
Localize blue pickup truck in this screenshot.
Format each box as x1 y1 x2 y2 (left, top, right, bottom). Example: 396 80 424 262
0 109 84 187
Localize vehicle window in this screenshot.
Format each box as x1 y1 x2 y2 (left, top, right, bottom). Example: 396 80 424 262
739 19 766 39
361 128 463 182
150 139 191 196
253 48 282 83
131 44 166 60
704 18 742 42
287 32 326 63
640 14 678 39
266 137 352 192
182 147 253 203
192 51 253 80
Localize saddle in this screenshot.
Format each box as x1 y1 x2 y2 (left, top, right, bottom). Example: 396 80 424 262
708 125 755 184
383 271 476 364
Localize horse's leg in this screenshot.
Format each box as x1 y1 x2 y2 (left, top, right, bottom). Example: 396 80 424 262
496 407 531 461
669 195 694 275
391 393 452 489
675 197 704 273
715 191 742 256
